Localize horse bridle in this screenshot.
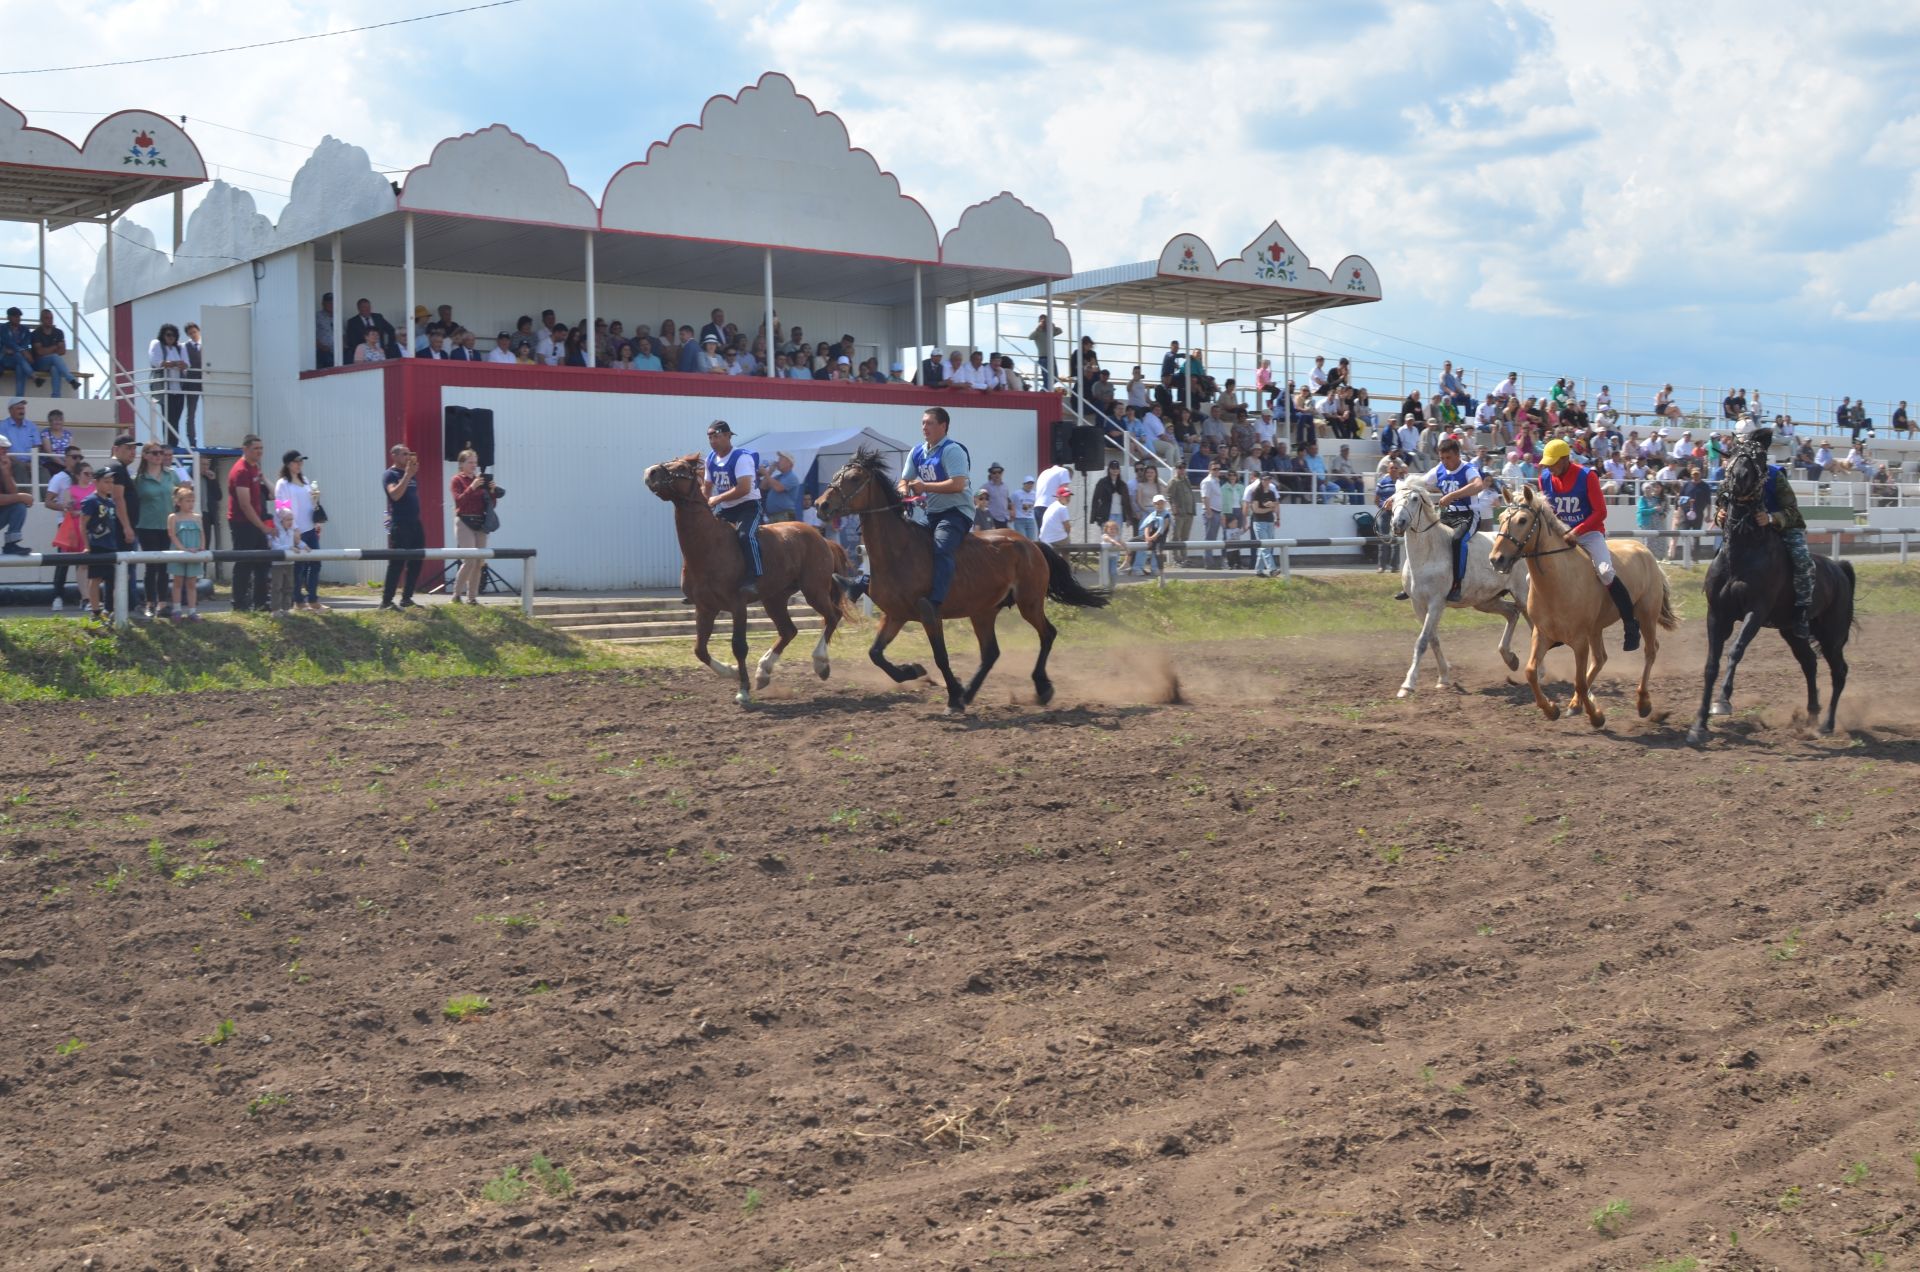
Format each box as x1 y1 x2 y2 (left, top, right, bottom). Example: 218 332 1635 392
1394 494 1440 538
1493 505 1578 560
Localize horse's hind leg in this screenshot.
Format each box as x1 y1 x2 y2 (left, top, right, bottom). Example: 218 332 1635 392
729 604 752 706
1819 639 1848 736
797 575 838 680
1572 637 1605 729
1582 632 1609 713
754 595 799 689
917 603 967 714
1399 598 1442 698
1495 599 1522 671
1635 626 1657 719
962 613 1001 706
1780 631 1820 728
1018 589 1057 706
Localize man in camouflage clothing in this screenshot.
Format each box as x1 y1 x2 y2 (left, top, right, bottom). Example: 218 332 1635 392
1715 428 1814 639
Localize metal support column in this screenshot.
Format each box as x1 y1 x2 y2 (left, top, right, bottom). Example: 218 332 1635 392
913 267 924 367
330 232 344 372
37 220 46 312
762 248 774 378
967 292 975 351
402 213 416 357
584 231 597 364
1042 280 1054 387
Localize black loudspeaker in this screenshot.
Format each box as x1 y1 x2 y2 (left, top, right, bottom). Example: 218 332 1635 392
443 405 495 468
1049 419 1073 465
1069 424 1104 472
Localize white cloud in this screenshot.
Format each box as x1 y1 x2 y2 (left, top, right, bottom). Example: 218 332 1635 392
1837 281 1920 322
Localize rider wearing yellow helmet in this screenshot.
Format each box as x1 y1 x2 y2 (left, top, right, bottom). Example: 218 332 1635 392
1540 435 1641 650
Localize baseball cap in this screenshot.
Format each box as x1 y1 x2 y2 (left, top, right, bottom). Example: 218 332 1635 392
835 355 851 366
6 397 25 408
707 420 731 435
1022 474 1035 483
1057 484 1072 497
282 449 308 465
889 362 904 372
0 435 10 449
1152 494 1169 505
1541 438 1571 466
988 463 1003 473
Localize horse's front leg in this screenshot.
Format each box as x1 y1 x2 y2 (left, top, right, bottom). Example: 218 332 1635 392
917 600 967 715
1399 597 1442 698
1525 626 1558 721
1688 607 1734 745
1496 598 1523 671
1715 608 1770 717
1571 636 1605 729
1780 631 1821 729
693 604 732 680
868 612 924 683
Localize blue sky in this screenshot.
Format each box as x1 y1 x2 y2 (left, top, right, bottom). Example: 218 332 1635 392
7 0 1917 415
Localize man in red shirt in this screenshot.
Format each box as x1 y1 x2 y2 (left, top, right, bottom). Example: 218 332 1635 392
1538 437 1639 650
227 433 272 612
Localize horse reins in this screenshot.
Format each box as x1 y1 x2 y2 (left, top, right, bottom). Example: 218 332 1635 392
1494 507 1579 560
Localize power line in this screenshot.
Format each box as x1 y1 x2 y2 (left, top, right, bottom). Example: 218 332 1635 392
0 0 525 76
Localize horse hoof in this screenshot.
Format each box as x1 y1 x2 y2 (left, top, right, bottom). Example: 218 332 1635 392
1543 704 1561 721
813 659 831 681
1396 686 1414 699
1501 651 1520 671
734 691 751 707
1709 700 1731 717
897 663 926 682
754 673 771 691
946 702 966 716
1638 699 1652 719
1034 681 1055 707
1686 727 1706 747
1819 722 1836 737
1589 712 1606 730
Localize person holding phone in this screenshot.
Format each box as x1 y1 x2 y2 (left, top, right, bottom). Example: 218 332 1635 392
380 444 424 610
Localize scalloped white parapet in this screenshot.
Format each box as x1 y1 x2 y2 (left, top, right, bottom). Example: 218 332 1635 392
1156 221 1381 299
399 124 597 230
941 191 1070 278
0 100 206 180
601 72 939 263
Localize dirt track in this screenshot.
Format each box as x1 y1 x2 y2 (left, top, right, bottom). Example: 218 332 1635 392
2 614 1917 1271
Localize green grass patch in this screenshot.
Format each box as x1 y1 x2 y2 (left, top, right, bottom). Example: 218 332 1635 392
0 607 626 702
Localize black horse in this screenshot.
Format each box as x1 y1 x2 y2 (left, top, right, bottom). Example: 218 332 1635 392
1687 432 1854 745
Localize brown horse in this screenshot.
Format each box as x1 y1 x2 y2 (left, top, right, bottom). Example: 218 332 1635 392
644 453 855 705
816 448 1107 713
1488 484 1677 728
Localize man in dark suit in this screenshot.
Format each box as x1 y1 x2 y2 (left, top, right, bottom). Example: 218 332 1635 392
447 334 483 362
699 308 727 348
917 350 945 388
420 328 453 359
343 298 398 359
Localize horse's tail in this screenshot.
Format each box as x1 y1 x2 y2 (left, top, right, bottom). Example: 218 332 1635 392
1655 568 1679 631
826 540 861 620
1840 559 1861 634
1038 541 1109 609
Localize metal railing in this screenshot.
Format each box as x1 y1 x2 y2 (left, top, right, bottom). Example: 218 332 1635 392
0 547 537 628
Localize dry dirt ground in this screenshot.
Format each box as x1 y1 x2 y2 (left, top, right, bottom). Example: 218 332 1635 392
2 615 1918 1272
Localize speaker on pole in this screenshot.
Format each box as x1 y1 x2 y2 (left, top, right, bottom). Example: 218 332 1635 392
443 405 495 468
1069 424 1104 472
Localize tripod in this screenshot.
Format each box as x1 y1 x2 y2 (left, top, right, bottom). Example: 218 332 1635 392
423 560 514 596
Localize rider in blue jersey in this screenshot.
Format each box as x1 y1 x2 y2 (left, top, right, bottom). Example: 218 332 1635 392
1426 436 1486 601
837 406 972 622
701 420 761 592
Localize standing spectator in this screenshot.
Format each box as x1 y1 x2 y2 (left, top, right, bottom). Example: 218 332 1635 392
1011 475 1038 540
1374 457 1404 575
149 324 190 447
42 444 84 605
1246 472 1281 577
27 309 82 397
380 443 424 610
79 465 123 622
1199 462 1225 568
343 298 397 360
1164 463 1195 564
181 322 204 448
226 434 271 612
675 326 703 372
315 292 335 368
132 441 181 618
1090 459 1133 530
981 463 1013 529
276 450 326 612
166 485 205 620
449 448 500 605
761 452 802 523
0 435 31 556
1679 465 1711 551
1034 457 1071 516
266 504 300 617
1029 316 1060 388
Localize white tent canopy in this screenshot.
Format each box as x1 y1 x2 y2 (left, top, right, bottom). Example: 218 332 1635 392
737 424 910 493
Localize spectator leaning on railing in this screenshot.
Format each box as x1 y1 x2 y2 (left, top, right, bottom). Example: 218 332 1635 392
226 435 273 613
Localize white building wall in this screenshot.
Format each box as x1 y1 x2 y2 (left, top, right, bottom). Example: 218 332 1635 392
281 372 389 584
442 383 1046 588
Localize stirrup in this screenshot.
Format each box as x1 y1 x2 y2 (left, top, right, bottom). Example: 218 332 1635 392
834 572 868 601
1621 620 1641 652
1445 583 1463 602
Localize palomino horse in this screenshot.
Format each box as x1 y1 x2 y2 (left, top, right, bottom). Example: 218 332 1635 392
1388 478 1530 698
816 448 1108 713
1686 432 1853 745
1489 484 1677 728
644 454 855 705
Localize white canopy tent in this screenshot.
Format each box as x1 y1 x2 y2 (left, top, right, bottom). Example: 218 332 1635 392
737 424 910 496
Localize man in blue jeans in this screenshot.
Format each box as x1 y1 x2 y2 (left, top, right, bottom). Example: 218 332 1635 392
838 406 971 623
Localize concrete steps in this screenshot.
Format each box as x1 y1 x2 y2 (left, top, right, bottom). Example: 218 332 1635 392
530 596 826 645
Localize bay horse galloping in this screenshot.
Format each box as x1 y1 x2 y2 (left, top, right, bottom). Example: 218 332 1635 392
816 448 1108 713
644 454 855 705
1686 429 1854 745
1489 484 1677 728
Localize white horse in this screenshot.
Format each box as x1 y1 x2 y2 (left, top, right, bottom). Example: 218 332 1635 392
1388 478 1530 698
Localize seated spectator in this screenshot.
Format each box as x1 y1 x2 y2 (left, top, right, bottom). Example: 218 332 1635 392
344 298 398 359
1327 443 1363 503
609 342 634 370
888 362 910 385
487 332 517 364
353 328 387 364
420 328 453 360
1869 465 1897 506
1889 400 1911 437
1300 441 1334 503
28 309 82 396
0 434 31 555
509 316 536 357
785 355 813 382
631 336 663 371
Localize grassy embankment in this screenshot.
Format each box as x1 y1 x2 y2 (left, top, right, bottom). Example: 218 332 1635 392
2 564 1913 701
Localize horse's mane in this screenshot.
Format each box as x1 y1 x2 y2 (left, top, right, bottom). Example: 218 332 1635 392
851 446 902 508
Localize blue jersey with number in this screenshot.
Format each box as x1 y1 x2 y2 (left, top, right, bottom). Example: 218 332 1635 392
904 437 971 517
1539 463 1597 527
705 446 759 505
1427 460 1480 504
